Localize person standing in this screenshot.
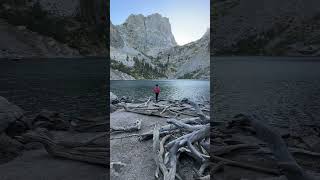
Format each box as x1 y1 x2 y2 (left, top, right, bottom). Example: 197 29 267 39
153 84 160 102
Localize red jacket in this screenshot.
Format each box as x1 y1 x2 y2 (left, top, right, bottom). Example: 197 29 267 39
153 86 160 94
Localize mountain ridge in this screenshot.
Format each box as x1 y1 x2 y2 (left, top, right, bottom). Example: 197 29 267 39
110 13 210 80
213 0 320 56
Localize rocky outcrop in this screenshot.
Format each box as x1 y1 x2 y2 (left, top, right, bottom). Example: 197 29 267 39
116 13 177 56
110 68 136 80
110 23 124 49
0 0 107 57
0 19 80 58
213 0 320 56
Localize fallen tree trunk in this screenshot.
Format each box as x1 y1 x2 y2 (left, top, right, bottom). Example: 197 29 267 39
110 120 141 133
234 114 317 180
19 129 108 166
149 99 211 180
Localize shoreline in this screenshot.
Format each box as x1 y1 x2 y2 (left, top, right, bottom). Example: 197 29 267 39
110 96 210 179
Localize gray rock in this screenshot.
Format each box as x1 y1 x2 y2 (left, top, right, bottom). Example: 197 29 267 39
110 23 124 48
0 96 24 133
115 13 177 56
110 68 135 80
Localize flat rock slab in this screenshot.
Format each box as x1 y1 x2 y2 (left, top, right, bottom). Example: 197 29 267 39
0 149 107 180
110 111 167 180
111 110 167 133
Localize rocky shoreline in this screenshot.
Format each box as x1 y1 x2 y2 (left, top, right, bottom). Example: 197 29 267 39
110 92 210 179
111 92 320 180
0 96 107 179
1 90 320 179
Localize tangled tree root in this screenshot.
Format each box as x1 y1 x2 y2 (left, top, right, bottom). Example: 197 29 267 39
233 114 318 180
19 128 108 166
212 113 320 180
141 99 211 180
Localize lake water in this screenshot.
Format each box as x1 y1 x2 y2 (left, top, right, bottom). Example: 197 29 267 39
0 58 107 118
111 80 210 102
214 56 320 127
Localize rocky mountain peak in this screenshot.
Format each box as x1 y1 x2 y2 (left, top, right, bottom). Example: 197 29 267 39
110 13 210 80
116 13 177 56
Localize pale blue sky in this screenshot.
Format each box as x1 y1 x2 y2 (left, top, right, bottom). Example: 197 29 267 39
111 0 210 45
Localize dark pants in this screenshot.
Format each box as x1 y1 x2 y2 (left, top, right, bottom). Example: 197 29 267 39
155 93 159 101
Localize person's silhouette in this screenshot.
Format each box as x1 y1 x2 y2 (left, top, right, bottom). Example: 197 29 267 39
152 84 160 102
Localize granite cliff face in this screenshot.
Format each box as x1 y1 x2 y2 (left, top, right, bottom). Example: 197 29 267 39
110 23 124 49
117 13 177 56
156 29 210 79
213 0 320 56
110 13 210 80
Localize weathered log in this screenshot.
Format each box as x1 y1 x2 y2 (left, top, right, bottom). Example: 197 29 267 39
164 125 210 180
153 124 160 178
20 129 108 166
111 120 141 133
235 114 317 180
160 105 172 115
140 117 203 141
181 98 210 123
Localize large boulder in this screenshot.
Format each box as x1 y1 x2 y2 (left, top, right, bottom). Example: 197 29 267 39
0 96 24 133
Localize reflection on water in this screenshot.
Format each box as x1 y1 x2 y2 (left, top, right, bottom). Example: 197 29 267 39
111 80 210 102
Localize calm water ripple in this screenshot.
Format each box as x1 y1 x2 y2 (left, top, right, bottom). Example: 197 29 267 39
111 80 210 102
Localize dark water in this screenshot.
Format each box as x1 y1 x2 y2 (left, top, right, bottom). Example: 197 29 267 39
111 80 210 102
0 59 107 118
214 57 320 127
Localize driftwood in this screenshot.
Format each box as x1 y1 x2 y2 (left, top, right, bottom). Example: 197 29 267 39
110 120 141 133
114 97 211 179
123 103 169 118
149 99 211 180
140 117 203 141
212 112 320 180
232 114 318 180
19 129 108 166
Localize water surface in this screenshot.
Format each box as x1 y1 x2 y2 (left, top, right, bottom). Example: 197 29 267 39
0 58 107 117
214 57 320 127
111 80 210 102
